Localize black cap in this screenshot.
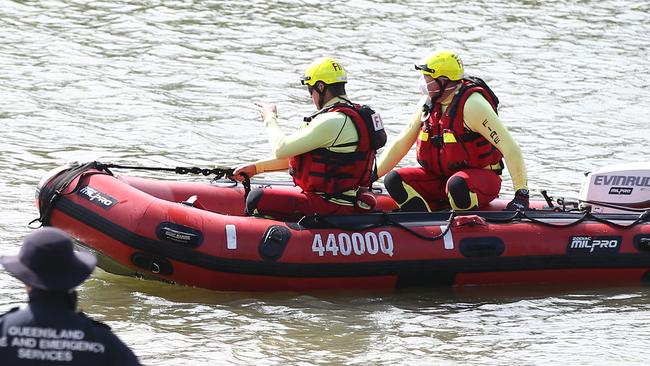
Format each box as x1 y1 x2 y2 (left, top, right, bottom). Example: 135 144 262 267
0 227 96 291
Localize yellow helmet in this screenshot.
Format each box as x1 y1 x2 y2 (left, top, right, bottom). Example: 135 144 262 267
300 57 348 86
415 51 464 81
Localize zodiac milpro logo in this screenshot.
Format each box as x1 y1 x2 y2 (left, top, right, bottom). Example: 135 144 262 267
312 231 394 257
77 186 117 209
567 236 621 254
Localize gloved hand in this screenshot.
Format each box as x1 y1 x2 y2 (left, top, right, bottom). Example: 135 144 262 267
506 189 530 211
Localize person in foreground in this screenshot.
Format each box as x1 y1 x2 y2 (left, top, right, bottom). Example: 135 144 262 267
233 57 387 221
376 50 529 212
0 227 141 365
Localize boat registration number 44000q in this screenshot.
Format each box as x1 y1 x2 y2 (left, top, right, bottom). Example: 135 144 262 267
312 231 395 257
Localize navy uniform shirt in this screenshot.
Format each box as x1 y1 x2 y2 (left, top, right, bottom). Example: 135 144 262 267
0 290 141 365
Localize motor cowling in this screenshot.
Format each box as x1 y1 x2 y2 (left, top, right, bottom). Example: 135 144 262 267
578 162 650 213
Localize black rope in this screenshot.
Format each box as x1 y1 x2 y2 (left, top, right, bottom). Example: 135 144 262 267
581 199 649 213
239 173 251 203
584 210 650 229
512 209 649 229
311 211 457 242
383 212 456 241
96 163 233 178
300 208 650 246
518 210 590 228
31 161 252 228
32 161 648 239
482 211 522 224
94 162 251 203
306 214 388 232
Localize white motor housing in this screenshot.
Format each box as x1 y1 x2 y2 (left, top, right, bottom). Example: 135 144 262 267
578 162 650 213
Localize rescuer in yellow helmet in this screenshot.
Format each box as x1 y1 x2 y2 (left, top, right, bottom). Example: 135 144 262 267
376 50 529 211
233 57 387 221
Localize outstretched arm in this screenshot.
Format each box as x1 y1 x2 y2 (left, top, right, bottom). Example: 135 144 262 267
263 112 349 159
234 102 347 179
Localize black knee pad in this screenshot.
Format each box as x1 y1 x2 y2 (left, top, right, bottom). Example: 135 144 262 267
384 171 428 212
245 188 264 216
384 171 407 203
400 198 429 212
447 176 472 209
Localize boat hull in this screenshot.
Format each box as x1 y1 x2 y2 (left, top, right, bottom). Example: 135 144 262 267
36 163 650 292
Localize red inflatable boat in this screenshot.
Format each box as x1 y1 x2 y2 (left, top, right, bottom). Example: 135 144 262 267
34 161 650 292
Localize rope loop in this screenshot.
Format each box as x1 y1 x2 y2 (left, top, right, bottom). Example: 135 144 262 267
97 162 251 206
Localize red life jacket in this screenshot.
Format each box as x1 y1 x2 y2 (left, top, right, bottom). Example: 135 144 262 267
289 102 385 196
415 77 504 179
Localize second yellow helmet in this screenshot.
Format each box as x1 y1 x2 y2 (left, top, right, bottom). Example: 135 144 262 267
415 51 464 81
301 57 348 86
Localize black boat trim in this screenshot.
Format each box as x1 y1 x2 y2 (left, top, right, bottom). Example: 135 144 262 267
54 196 650 278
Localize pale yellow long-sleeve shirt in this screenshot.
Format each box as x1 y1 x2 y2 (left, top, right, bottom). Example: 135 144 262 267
377 92 528 192
254 96 359 174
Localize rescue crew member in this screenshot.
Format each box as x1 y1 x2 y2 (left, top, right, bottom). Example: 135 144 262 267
377 50 529 211
233 57 387 221
0 227 141 365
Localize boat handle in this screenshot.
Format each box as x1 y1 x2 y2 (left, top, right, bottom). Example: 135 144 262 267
150 262 161 274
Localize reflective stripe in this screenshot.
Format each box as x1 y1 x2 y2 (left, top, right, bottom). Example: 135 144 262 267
483 163 503 171
440 225 454 249
225 225 237 250
317 190 357 206
443 132 457 143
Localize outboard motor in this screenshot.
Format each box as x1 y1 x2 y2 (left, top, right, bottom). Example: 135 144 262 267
578 162 650 213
